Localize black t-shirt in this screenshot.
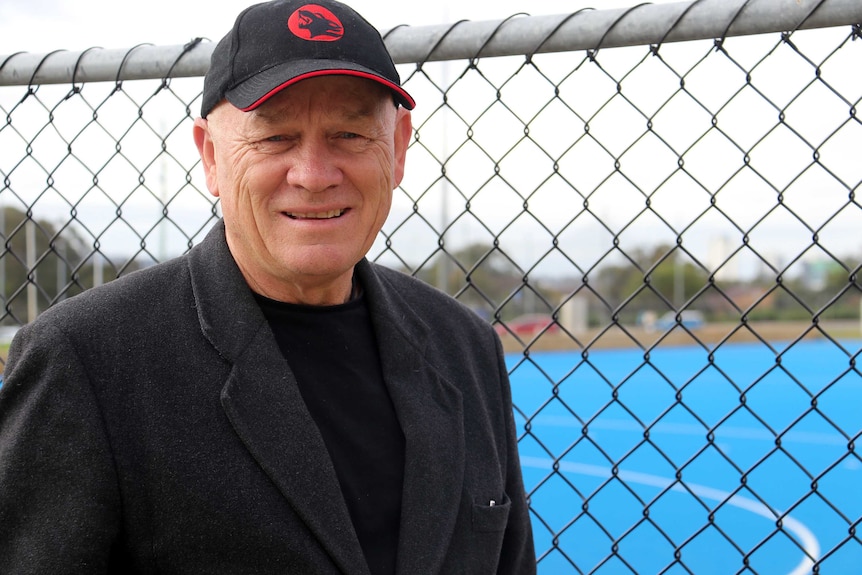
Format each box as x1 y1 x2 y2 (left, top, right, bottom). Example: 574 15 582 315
255 293 405 575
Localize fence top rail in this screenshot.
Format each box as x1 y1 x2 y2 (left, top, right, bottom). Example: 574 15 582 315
1 0 861 87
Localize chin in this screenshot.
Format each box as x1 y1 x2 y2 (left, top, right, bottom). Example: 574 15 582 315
279 249 359 279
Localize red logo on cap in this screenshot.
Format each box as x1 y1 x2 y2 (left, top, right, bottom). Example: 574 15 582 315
288 5 344 42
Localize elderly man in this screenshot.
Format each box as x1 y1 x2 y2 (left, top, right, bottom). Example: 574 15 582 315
0 1 536 573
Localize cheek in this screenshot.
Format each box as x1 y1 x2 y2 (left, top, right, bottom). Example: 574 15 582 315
363 166 394 221
216 157 274 219
367 188 393 244
367 146 397 195
368 157 395 227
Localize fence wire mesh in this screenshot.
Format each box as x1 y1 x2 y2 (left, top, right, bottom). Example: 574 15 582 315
2 0 861 572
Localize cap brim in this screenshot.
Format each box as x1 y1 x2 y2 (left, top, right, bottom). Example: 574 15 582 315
225 60 415 111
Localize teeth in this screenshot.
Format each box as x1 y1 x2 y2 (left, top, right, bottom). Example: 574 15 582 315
286 209 344 219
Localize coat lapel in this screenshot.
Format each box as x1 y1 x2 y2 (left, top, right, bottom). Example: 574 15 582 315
220 333 371 575
358 261 466 575
187 225 467 574
187 223 370 575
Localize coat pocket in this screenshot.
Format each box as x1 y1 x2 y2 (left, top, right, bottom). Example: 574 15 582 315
471 492 511 532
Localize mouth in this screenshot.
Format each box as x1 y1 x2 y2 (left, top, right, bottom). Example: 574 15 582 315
284 209 346 220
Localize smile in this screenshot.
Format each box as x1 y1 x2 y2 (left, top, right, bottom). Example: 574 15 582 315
284 209 345 220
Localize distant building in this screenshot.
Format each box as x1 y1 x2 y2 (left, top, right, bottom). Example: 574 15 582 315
800 259 843 291
707 235 739 282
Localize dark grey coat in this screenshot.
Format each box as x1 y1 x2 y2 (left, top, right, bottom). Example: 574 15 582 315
0 221 536 575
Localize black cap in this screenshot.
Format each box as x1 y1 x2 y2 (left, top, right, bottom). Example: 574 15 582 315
201 0 415 118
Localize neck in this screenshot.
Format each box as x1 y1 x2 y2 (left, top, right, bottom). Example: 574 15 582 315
242 268 358 306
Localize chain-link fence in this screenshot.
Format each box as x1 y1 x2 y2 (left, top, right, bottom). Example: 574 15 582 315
2 0 861 572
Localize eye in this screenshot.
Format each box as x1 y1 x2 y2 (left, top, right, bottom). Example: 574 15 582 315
254 134 298 151
332 131 373 151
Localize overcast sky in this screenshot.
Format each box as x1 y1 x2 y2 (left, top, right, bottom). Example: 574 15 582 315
1 0 677 55
3 0 858 277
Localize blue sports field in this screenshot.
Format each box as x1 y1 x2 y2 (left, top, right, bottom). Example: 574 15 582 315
509 340 862 574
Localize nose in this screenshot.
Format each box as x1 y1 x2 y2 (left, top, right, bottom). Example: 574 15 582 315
285 139 343 193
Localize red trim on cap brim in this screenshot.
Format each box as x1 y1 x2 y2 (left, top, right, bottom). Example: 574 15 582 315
239 69 416 111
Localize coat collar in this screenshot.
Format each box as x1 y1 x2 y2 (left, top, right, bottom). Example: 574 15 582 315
187 222 466 575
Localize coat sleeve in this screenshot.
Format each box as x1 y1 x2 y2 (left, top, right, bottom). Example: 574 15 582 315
0 321 121 575
493 333 538 575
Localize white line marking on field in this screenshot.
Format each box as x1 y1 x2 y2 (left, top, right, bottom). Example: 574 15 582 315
521 456 820 575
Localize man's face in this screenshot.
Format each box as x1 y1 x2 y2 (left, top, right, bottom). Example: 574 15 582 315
194 76 411 304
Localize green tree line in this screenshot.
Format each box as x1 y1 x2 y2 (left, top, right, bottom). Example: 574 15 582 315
0 207 142 325
409 242 861 327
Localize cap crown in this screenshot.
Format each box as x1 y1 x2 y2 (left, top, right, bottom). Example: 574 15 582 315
201 0 414 117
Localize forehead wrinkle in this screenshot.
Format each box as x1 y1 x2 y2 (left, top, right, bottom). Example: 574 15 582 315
252 95 380 126
248 103 298 126
249 80 391 127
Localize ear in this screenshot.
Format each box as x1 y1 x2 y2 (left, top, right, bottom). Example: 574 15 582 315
392 107 412 189
193 117 220 198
